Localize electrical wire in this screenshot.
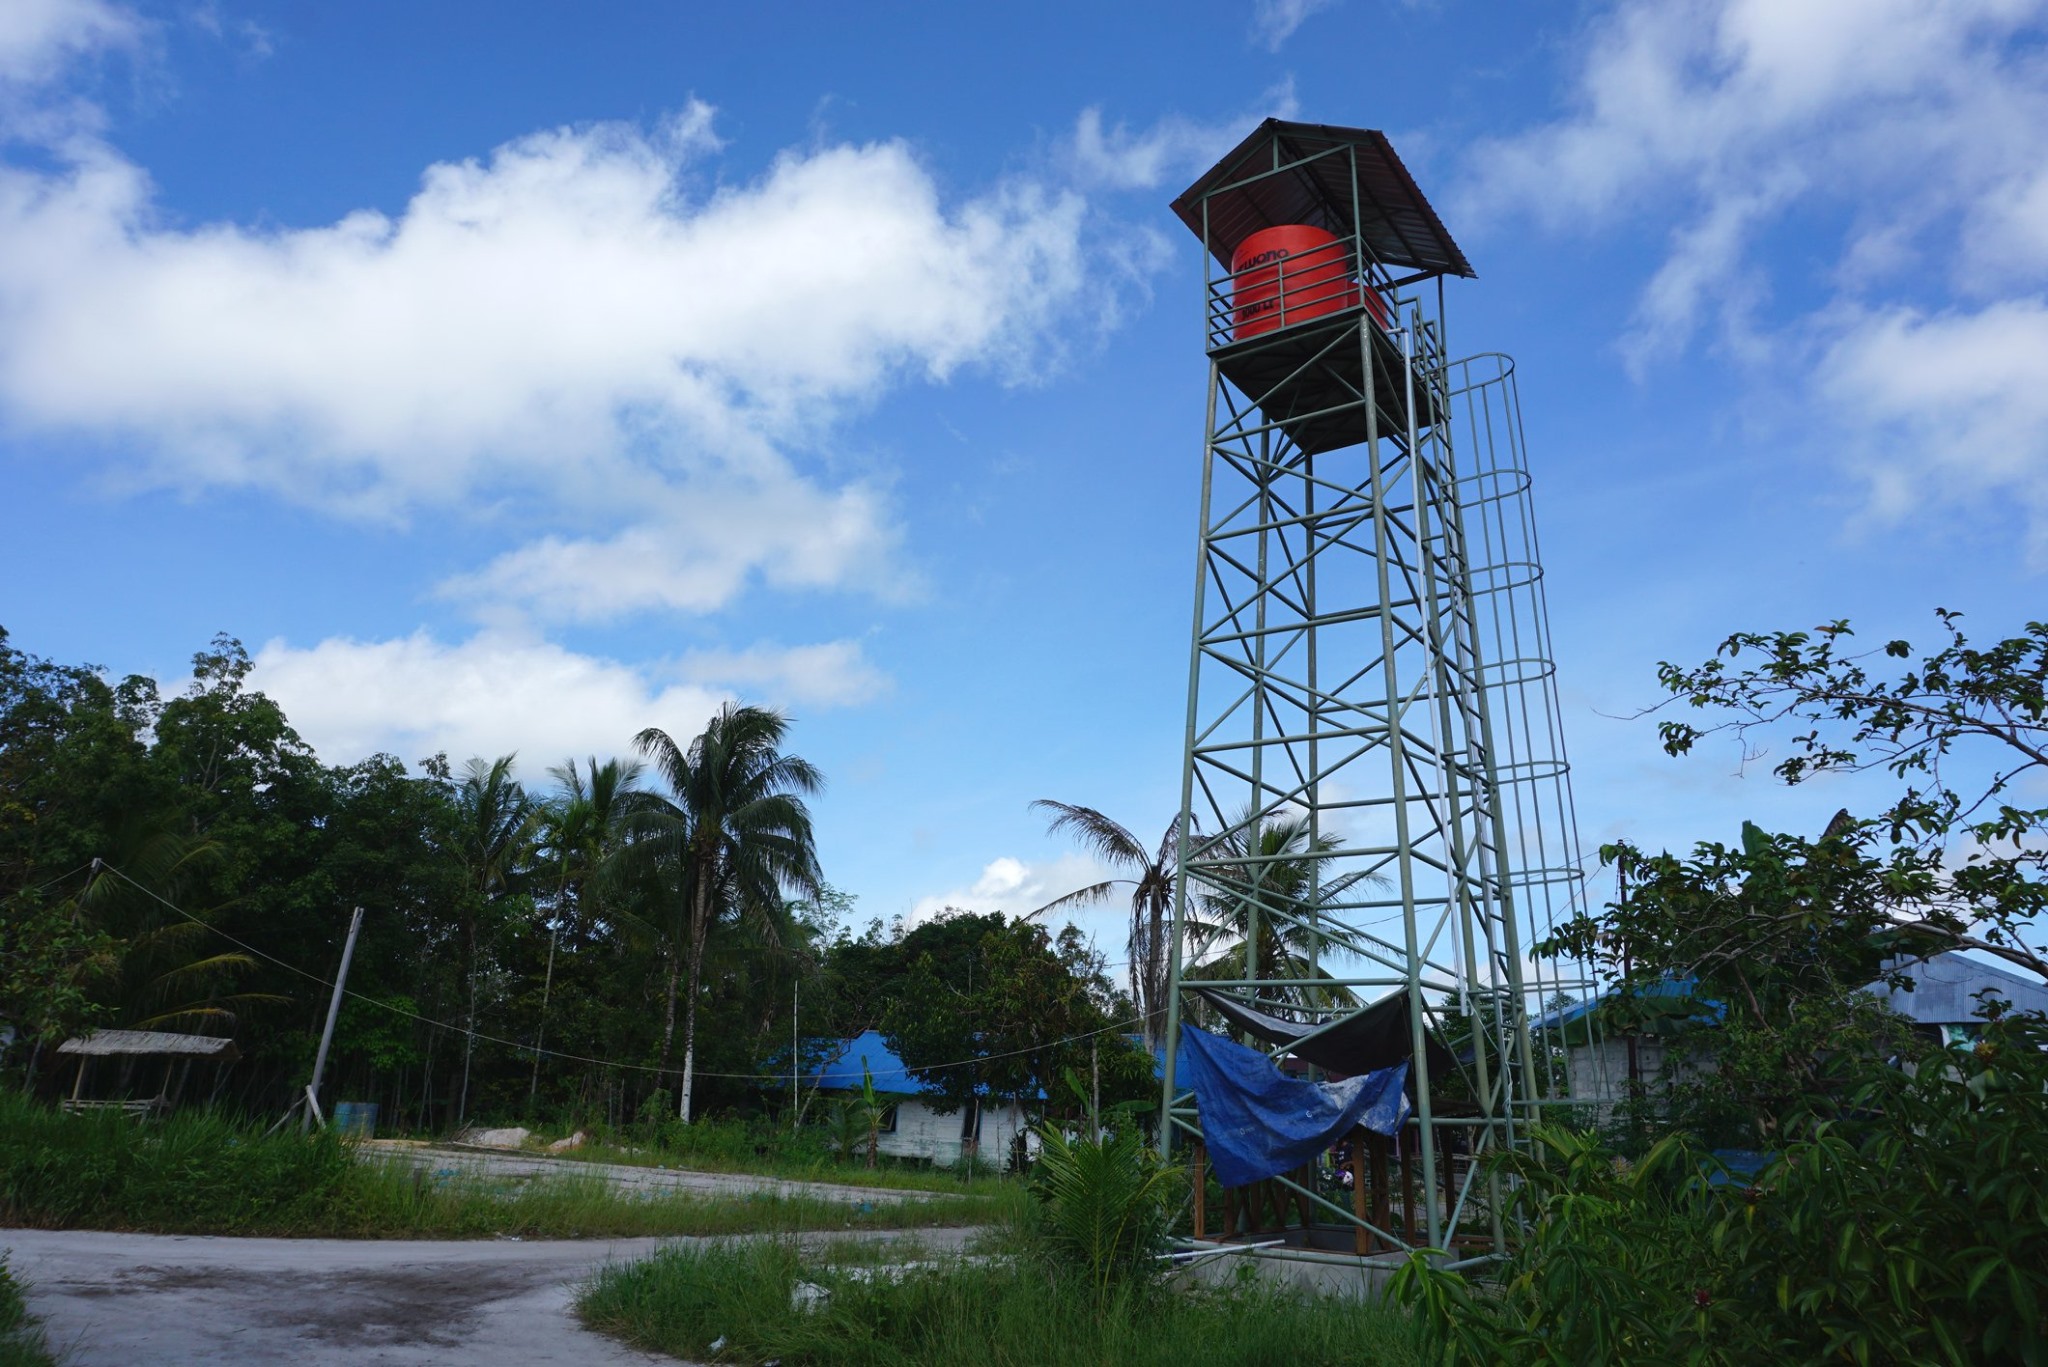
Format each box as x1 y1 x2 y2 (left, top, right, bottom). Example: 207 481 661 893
90 859 1144 1082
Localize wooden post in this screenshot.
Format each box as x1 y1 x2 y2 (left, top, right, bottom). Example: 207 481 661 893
71 1057 87 1104
1350 1128 1369 1254
1439 1125 1459 1254
1370 1131 1391 1243
1400 1127 1420 1244
1191 1142 1207 1240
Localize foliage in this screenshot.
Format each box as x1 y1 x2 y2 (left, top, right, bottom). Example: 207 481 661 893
1652 611 2048 980
611 704 824 1123
0 626 1139 1150
881 912 1151 1132
578 1235 1424 1367
1030 1119 1180 1305
1180 809 1373 1018
1542 821 1917 1145
0 1254 55 1367
1031 800 1187 1049
0 888 115 1065
1394 1009 2048 1366
0 1092 1005 1239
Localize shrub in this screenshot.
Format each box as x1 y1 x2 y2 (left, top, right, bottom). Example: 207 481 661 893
0 1256 55 1367
1394 1009 2048 1365
579 1236 1424 1366
1030 1122 1180 1306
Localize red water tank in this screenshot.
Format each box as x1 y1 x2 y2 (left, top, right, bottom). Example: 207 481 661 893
1230 225 1388 340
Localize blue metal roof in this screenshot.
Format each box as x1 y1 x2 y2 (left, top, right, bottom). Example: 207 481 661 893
805 1029 929 1096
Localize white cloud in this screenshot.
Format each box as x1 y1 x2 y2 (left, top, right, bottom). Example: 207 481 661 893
1069 80 1299 192
250 630 889 767
1251 0 1336 53
0 109 1088 508
908 852 1118 926
0 0 136 87
438 473 908 624
1817 299 2048 556
0 98 1111 619
1465 0 2048 535
677 639 891 709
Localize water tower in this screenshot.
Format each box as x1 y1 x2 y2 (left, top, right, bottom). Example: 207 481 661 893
1156 121 1604 1260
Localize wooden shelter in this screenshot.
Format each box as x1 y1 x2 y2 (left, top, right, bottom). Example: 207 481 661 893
56 1030 241 1116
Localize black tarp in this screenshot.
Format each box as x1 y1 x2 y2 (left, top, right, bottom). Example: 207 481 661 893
1191 986 1458 1081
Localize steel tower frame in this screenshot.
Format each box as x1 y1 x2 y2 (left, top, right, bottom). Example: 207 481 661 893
1156 122 1598 1260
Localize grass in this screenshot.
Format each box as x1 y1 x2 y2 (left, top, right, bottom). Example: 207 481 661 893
578 1237 1426 1367
0 1256 55 1367
0 1093 1016 1240
507 1120 1018 1198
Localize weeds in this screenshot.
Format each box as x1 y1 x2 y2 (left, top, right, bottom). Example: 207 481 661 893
0 1093 1012 1239
579 1236 1423 1366
0 1257 55 1367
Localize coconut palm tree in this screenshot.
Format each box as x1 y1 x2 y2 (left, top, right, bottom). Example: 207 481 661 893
610 704 823 1123
1028 802 1189 1050
447 754 535 1124
527 755 643 1109
1181 810 1372 1017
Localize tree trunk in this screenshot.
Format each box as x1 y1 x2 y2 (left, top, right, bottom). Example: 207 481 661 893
528 922 558 1114
656 946 682 1084
680 898 711 1122
458 920 478 1125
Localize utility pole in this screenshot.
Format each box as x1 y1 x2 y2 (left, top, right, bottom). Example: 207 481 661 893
1090 1036 1101 1134
791 981 799 1132
302 906 365 1133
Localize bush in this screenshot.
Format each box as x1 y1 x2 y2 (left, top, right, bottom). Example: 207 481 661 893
1030 1122 1180 1306
0 1256 55 1367
1394 1010 2048 1365
0 1092 351 1233
0 1092 1010 1239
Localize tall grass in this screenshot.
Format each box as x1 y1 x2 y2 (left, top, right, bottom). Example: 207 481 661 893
0 1257 55 1367
0 1094 1013 1239
579 1237 1424 1367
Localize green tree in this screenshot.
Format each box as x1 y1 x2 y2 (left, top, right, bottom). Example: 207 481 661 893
613 704 823 1122
443 754 535 1124
1651 610 2048 981
1542 821 1915 1146
528 756 643 1108
1182 811 1370 1015
1029 802 1185 1050
1394 1010 2048 1365
883 912 1149 1156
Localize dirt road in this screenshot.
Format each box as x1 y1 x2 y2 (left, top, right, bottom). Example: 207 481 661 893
3 1226 971 1365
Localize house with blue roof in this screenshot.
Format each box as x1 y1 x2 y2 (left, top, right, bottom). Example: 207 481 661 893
798 1029 1037 1167
1549 951 2048 1101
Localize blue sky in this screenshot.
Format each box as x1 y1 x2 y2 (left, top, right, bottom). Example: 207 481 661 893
3 0 2045 962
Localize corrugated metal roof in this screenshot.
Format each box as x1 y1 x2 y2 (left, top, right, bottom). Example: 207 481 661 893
1171 119 1474 280
57 1030 241 1060
807 1029 926 1096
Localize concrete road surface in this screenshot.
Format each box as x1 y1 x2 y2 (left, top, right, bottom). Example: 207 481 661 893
2 1226 971 1365
366 1140 939 1204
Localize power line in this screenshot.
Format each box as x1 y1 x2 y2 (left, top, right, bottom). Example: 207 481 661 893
90 859 1143 1083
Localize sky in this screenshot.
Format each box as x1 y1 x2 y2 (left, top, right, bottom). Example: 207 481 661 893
3 0 2046 965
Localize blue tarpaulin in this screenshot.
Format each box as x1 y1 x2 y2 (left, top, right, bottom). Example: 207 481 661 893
1177 1025 1411 1188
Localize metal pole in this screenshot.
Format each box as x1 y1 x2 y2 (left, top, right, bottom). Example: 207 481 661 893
305 906 364 1132
792 981 799 1133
